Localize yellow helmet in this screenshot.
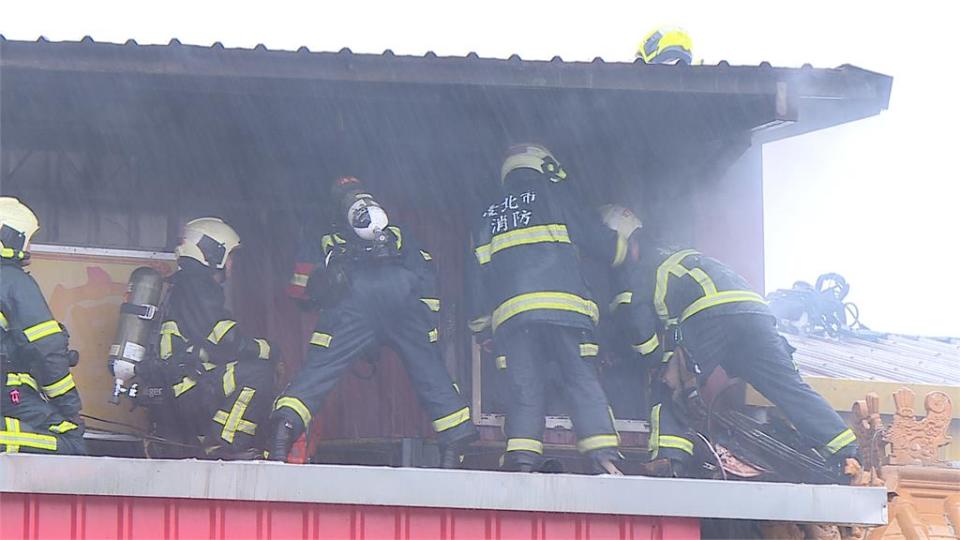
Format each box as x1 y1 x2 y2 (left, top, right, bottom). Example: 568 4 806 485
175 217 241 269
0 197 40 261
500 143 568 183
637 27 693 65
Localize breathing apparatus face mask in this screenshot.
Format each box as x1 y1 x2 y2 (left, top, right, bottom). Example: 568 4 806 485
346 196 389 241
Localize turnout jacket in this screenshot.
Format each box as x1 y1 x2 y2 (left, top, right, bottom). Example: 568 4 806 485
469 168 620 335
0 262 82 417
286 220 438 310
157 262 272 393
610 246 769 364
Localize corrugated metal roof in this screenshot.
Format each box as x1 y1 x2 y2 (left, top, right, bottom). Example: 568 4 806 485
792 332 960 386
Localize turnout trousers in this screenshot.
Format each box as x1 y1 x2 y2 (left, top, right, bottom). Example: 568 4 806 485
1 373 86 454
651 313 858 467
274 287 476 447
150 359 275 459
497 323 619 470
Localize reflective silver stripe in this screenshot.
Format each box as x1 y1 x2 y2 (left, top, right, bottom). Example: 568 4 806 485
207 320 237 344
275 396 312 428
254 338 271 359
632 334 660 355
223 362 237 396
609 291 633 311
41 373 76 398
579 343 599 357
475 224 571 264
420 298 440 312
23 319 61 342
310 332 332 348
506 438 543 454
492 292 599 331
290 273 309 287
577 434 619 453
432 407 470 432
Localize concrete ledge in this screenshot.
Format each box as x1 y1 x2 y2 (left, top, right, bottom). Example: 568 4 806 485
0 454 887 525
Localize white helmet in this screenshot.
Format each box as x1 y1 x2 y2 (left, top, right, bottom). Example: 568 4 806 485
501 143 567 183
175 217 241 269
0 197 40 261
600 205 643 267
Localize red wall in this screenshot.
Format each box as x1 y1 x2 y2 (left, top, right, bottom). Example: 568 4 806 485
0 492 700 540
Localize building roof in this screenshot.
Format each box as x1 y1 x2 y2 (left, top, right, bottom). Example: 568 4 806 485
0 36 893 218
793 332 960 386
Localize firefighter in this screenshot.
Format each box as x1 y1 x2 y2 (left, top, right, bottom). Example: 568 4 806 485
143 217 277 459
0 197 86 455
636 27 694 65
602 205 860 481
268 176 477 466
468 145 627 474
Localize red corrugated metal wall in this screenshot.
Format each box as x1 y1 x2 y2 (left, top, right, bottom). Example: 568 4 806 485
0 493 700 540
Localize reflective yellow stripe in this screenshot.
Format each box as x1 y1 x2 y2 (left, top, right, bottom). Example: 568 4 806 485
49 420 78 434
420 298 440 312
1 418 57 452
577 434 619 453
474 224 570 264
824 428 857 455
428 328 439 343
223 362 237 396
661 351 674 364
202 362 217 371
654 250 699 321
173 376 197 397
41 373 75 398
495 355 507 370
290 273 309 287
679 290 767 322
492 291 599 332
0 311 8 331
660 435 695 455
632 334 660 355
419 250 432 261
468 316 490 333
649 403 662 458
310 332 332 348
254 338 271 359
432 407 471 432
4 418 20 453
275 396 312 428
217 387 256 443
160 321 183 360
207 320 237 344
6 373 39 392
612 234 628 267
387 226 403 250
506 438 543 454
609 291 633 311
579 343 599 357
23 319 61 342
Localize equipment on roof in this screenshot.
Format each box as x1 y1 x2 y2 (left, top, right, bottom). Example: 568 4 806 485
767 272 868 337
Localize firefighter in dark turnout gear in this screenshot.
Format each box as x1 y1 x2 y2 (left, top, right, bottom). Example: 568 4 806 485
144 218 277 459
0 197 86 455
602 205 859 480
469 145 626 474
268 177 477 465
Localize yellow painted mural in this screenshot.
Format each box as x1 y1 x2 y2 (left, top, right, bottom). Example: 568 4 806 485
27 246 176 430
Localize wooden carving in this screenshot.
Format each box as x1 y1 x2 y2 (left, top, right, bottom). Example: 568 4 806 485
886 388 952 466
852 392 886 478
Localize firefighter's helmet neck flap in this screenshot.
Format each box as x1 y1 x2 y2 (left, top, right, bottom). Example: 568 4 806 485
0 196 40 266
175 217 241 274
501 144 568 184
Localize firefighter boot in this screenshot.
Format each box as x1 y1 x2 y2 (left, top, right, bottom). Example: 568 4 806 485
440 444 464 469
635 458 682 478
587 449 624 476
266 418 301 462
